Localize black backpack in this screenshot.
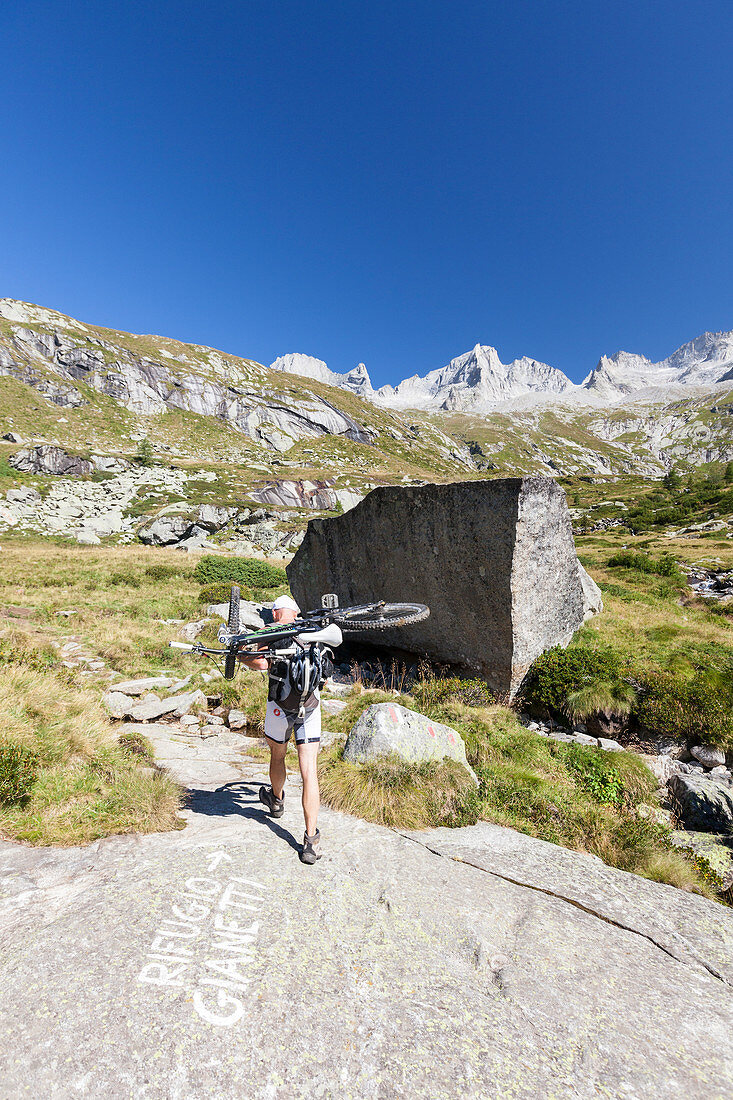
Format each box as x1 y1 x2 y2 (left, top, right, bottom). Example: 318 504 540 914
268 643 335 718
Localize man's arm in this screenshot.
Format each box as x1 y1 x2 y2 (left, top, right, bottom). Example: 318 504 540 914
238 645 269 672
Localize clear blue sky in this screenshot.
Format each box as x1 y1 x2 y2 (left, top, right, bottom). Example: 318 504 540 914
3 1 732 385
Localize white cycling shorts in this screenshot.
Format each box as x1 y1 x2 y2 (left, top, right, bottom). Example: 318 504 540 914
264 700 321 745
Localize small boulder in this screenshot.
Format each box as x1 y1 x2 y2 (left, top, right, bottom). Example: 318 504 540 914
172 688 207 717
138 516 191 546
598 737 624 752
196 504 234 531
570 733 599 746
75 528 102 546
669 773 733 834
344 702 477 782
690 744 726 770
227 709 247 730
585 710 629 739
205 714 225 726
112 675 174 696
129 696 179 722
180 619 209 642
103 691 135 719
322 699 348 716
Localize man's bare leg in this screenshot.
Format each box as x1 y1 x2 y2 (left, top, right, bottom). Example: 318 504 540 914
297 742 320 837
268 738 287 800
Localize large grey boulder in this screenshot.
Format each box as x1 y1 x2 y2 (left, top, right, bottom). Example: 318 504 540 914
344 702 476 782
8 444 93 476
289 478 602 698
138 515 192 546
669 773 733 834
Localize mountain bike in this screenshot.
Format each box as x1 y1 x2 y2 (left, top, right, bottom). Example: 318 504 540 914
171 589 430 679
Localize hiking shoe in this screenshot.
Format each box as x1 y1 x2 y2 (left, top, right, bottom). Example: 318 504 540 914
300 829 321 865
259 785 284 818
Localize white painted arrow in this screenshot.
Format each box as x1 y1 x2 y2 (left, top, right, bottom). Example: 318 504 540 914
205 851 233 871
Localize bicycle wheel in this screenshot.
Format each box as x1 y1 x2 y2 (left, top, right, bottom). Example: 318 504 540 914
333 601 429 633
224 586 241 679
228 585 240 632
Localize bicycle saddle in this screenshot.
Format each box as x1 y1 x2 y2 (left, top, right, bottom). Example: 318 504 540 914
295 623 343 647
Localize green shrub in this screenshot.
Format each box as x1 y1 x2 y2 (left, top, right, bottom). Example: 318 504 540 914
564 680 636 724
198 582 253 604
522 646 625 715
0 742 39 804
607 550 679 577
145 563 191 581
565 746 624 804
109 572 141 588
636 672 733 750
193 555 287 589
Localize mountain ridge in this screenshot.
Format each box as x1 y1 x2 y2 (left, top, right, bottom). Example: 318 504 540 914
271 329 733 412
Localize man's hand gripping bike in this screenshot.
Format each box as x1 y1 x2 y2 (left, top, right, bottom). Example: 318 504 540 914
170 588 430 679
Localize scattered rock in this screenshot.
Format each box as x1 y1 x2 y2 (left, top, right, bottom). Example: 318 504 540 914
289 478 602 699
103 691 135 719
344 702 477 782
208 600 264 629
138 515 192 546
112 675 174 696
179 619 209 642
179 713 200 727
570 732 598 746
165 676 191 693
670 830 733 889
74 528 101 546
637 803 674 827
321 699 348 716
204 714 225 727
129 696 181 722
669 773 733 834
323 680 354 697
226 709 247 730
196 504 235 531
598 737 625 751
199 724 224 738
171 688 207 717
690 744 726 770
639 754 684 785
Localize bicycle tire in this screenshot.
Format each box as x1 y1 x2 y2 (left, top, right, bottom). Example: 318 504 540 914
224 652 237 680
333 601 429 633
228 585 240 632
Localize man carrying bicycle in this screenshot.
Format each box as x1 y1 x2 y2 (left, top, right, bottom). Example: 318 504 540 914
239 594 323 865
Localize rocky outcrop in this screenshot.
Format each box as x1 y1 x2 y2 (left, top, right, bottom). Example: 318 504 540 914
344 702 477 781
669 773 733 835
288 478 602 698
0 303 378 453
249 479 363 511
8 445 93 476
